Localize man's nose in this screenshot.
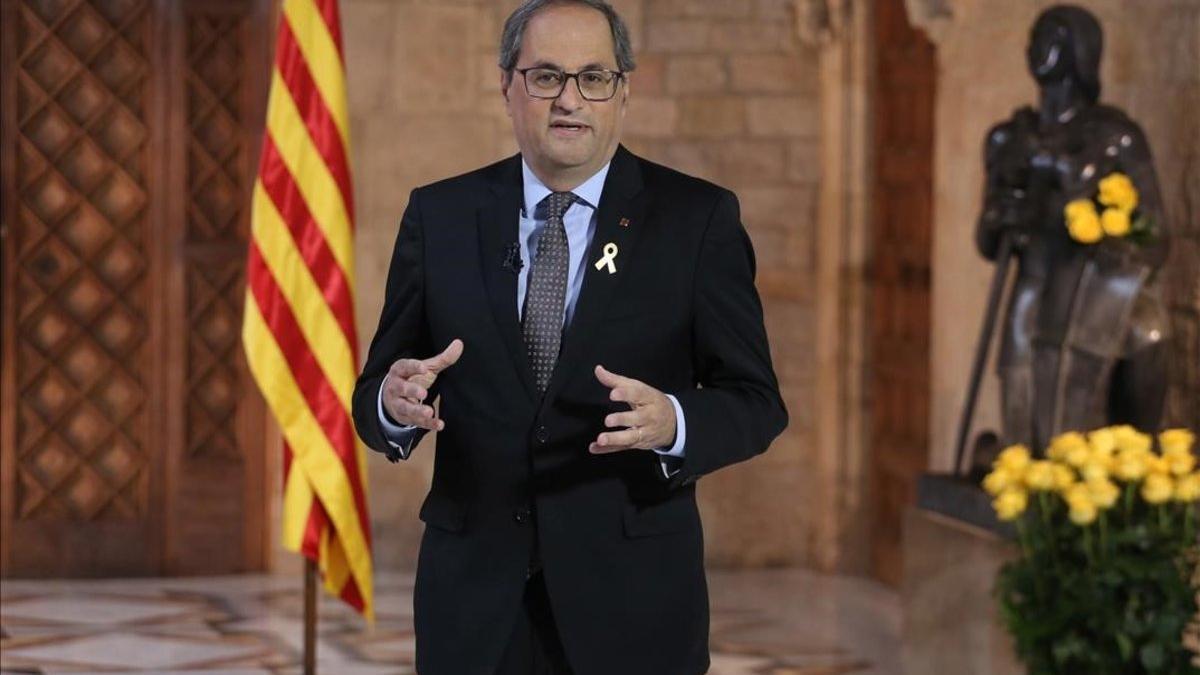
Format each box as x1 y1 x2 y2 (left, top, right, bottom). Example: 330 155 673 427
552 76 584 113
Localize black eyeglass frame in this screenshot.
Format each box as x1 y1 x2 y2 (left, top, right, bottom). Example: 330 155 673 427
511 67 627 102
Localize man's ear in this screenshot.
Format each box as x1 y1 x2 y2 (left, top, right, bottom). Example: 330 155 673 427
500 70 511 103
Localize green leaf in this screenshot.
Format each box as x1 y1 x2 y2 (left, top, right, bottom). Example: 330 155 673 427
1116 632 1134 661
1139 642 1164 670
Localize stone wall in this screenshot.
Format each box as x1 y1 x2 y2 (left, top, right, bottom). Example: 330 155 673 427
337 0 824 570
917 0 1200 469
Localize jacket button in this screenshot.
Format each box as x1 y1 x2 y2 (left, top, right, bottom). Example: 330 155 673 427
514 508 530 524
535 425 548 444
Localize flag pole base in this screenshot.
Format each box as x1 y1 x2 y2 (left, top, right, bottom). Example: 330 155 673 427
304 558 317 674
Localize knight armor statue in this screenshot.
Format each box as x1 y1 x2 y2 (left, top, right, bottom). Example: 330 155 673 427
976 5 1170 452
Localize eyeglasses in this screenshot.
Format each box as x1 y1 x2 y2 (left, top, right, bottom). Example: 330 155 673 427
513 67 625 102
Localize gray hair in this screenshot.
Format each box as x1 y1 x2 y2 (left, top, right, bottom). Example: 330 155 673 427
498 0 636 75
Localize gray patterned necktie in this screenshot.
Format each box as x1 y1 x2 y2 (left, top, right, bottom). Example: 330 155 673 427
522 191 577 393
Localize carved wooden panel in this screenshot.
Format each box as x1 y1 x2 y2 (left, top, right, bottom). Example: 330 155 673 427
0 0 158 575
1 0 271 577
868 0 936 587
185 8 247 463
166 0 269 574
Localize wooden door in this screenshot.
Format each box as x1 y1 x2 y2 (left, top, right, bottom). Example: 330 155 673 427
0 0 273 577
868 0 936 587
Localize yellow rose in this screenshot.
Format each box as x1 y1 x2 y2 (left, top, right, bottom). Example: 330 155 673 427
1141 473 1174 504
1024 460 1057 491
1160 429 1196 455
1065 198 1095 218
1098 172 1138 212
1114 426 1152 454
1174 473 1200 502
1065 199 1103 243
1048 431 1087 461
1067 492 1098 525
1148 454 1171 476
983 467 1017 496
1163 448 1196 476
1113 449 1149 482
1063 442 1091 468
1100 208 1131 237
993 488 1028 521
996 444 1031 474
1065 482 1091 500
1088 427 1117 456
1052 463 1077 492
1086 477 1121 509
1081 457 1110 482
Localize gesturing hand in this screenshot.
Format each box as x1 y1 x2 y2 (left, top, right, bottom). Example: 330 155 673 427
382 339 464 431
589 365 677 454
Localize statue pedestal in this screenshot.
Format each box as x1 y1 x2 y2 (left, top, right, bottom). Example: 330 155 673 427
901 507 1023 675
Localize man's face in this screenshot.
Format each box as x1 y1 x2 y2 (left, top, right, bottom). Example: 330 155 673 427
502 3 628 183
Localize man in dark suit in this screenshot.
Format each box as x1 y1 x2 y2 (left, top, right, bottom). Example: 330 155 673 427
351 1 787 673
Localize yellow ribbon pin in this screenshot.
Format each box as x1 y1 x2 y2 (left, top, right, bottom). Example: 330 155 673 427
593 242 618 274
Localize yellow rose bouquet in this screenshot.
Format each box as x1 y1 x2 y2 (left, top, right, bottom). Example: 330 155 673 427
984 426 1200 674
1063 172 1157 246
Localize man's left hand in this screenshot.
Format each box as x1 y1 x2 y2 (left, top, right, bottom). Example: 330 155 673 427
589 365 676 453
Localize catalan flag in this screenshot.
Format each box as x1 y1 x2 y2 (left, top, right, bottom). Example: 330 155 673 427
242 0 373 620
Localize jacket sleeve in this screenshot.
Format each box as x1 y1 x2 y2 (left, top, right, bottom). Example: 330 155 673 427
658 190 789 488
352 189 438 461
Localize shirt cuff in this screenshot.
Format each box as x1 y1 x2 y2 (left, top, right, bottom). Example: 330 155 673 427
651 394 686 478
377 373 421 460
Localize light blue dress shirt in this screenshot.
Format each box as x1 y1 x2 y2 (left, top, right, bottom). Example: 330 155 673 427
377 159 686 477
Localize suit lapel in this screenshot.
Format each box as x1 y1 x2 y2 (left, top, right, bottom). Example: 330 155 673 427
543 145 648 407
477 154 538 402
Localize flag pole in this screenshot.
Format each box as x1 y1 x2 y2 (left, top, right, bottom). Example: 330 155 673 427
304 557 317 674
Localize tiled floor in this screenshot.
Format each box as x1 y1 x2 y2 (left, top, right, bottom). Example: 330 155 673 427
1 568 899 674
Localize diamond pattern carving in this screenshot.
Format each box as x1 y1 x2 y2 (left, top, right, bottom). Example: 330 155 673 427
183 7 250 462
27 370 73 420
60 201 115 258
24 305 73 354
95 304 141 356
11 0 151 521
62 275 112 323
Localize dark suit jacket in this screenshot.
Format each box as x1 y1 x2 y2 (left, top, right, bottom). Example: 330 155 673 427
352 145 787 675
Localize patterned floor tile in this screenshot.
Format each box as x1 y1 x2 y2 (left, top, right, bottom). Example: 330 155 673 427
1 568 897 674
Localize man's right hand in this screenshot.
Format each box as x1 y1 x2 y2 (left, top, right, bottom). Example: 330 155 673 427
382 339 464 431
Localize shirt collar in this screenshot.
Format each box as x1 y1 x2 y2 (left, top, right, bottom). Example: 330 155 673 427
521 158 610 217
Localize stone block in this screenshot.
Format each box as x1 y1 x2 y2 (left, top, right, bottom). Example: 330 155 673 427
753 0 793 20
901 508 1022 675
608 0 645 51
389 5 482 113
736 185 814 233
479 53 504 95
786 138 820 183
645 0 751 19
630 53 666 95
730 54 818 94
342 0 398 115
713 139 787 182
658 140 717 181
743 223 791 271
746 96 818 137
709 20 798 53
644 18 710 53
677 96 745 137
666 55 728 94
624 95 679 137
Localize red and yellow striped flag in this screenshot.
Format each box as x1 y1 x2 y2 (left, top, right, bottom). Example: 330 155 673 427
242 0 373 620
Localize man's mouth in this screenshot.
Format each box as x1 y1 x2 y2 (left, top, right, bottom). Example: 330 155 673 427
550 121 590 133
